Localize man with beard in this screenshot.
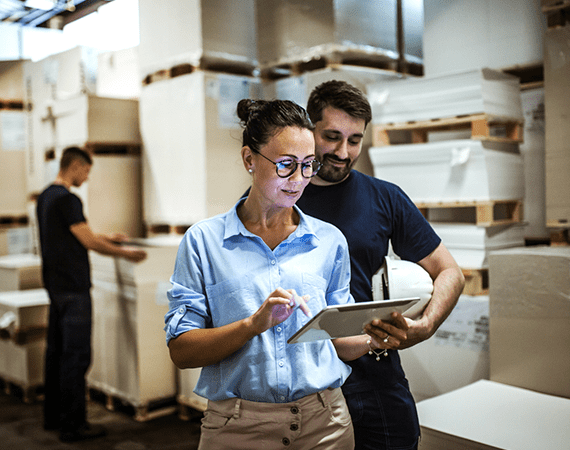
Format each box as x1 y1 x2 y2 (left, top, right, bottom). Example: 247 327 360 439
296 80 465 450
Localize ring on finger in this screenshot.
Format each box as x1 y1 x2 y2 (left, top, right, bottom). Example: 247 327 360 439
383 335 389 343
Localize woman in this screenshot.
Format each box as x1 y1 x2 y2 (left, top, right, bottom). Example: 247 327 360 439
165 99 359 449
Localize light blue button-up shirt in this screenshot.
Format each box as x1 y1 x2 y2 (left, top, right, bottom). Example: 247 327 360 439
165 200 354 403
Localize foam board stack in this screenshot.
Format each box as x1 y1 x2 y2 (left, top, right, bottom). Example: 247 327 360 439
88 237 181 420
368 69 526 285
0 288 49 402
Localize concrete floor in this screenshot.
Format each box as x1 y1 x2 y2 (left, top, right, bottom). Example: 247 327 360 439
0 381 201 450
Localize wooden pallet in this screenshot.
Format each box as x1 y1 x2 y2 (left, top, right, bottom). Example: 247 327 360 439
259 46 422 80
372 113 524 147
146 224 191 236
0 99 24 111
87 387 178 422
142 56 257 87
502 62 544 91
461 268 489 296
0 215 29 227
177 394 207 421
417 200 523 227
0 376 43 404
542 1 570 28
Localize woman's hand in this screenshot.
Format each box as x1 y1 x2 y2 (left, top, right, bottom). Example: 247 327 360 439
248 288 311 334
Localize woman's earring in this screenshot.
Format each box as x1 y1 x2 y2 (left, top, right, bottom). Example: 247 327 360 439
248 169 253 173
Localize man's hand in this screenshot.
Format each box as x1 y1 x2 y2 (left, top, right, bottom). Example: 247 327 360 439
363 312 409 350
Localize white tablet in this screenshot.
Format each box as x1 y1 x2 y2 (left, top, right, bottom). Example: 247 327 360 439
287 297 420 344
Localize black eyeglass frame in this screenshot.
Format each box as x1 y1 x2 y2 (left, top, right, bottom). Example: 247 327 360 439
253 150 322 179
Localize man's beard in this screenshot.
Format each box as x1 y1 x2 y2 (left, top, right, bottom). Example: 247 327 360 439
317 154 357 183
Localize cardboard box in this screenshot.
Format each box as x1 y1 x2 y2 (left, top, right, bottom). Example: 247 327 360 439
400 295 490 402
138 0 257 79
367 68 523 125
369 140 524 203
256 0 423 67
0 110 28 216
544 25 570 226
47 94 141 150
430 223 525 269
96 46 141 99
0 253 42 292
178 368 207 412
23 46 99 195
82 155 143 238
139 71 260 226
88 242 179 408
0 289 49 389
417 380 570 450
489 246 570 398
0 60 26 100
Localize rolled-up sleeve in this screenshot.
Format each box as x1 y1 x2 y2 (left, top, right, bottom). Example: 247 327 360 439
164 232 210 345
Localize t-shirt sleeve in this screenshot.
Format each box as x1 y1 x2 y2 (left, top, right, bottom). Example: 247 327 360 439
58 193 87 228
389 184 441 263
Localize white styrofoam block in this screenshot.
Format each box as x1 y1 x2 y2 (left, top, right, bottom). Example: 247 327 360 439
367 68 523 125
369 140 524 203
96 46 141 99
400 295 489 402
417 380 570 450
430 223 525 269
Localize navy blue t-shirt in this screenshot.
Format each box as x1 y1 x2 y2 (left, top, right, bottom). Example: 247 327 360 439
36 184 91 293
296 170 441 393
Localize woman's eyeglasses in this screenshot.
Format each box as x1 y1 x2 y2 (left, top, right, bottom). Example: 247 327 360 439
254 151 322 178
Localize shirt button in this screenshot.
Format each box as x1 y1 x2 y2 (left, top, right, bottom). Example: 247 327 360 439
290 423 299 431
290 406 299 414
271 260 276 265
280 396 286 401
276 327 282 332
278 361 284 367
178 307 184 313
282 437 290 446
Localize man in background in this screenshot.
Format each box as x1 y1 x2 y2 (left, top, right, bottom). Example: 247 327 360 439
36 146 147 443
297 80 465 450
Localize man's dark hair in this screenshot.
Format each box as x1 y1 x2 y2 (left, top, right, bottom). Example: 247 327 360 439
60 146 93 170
307 80 372 127
237 99 314 153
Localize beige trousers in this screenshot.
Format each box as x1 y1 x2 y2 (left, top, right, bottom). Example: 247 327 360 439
198 387 354 450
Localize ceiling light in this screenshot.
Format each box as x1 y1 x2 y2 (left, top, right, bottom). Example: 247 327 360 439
24 0 56 10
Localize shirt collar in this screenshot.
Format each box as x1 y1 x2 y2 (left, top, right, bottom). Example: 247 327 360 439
223 198 320 244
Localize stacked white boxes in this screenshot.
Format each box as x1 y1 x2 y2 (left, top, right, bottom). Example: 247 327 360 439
368 69 526 275
88 237 180 420
256 0 423 73
139 70 261 227
0 253 42 292
415 246 570 449
22 46 99 196
0 288 49 402
138 0 257 82
398 294 490 402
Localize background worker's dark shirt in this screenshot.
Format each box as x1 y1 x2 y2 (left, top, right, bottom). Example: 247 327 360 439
36 184 91 293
